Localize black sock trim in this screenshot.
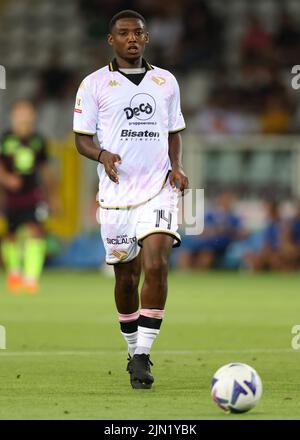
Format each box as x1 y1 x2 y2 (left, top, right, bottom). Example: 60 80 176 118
138 315 162 330
120 320 138 334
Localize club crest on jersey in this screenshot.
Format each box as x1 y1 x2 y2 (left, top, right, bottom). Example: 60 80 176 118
124 93 156 121
151 76 166 86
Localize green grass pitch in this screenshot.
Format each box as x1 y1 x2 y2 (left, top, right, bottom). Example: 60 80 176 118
0 270 300 420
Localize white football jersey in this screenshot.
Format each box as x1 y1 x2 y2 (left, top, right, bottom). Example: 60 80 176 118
73 59 185 208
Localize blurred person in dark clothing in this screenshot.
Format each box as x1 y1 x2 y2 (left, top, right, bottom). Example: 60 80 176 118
35 52 74 102
274 13 300 67
0 100 58 293
178 0 223 69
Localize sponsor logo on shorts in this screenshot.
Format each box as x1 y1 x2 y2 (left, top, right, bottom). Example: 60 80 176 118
107 235 137 245
111 250 128 261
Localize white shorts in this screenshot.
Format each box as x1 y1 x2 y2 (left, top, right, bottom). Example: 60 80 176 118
99 181 181 264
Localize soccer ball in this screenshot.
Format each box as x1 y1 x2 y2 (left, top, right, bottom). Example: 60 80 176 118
211 363 263 413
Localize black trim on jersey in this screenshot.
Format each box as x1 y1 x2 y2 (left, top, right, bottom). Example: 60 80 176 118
120 71 146 86
109 58 153 72
108 58 153 86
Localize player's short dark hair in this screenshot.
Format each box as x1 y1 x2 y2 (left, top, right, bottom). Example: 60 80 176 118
109 10 147 32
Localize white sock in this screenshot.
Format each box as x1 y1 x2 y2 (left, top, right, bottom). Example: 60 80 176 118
121 331 138 357
135 326 160 355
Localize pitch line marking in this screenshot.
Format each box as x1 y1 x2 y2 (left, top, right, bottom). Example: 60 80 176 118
0 348 297 357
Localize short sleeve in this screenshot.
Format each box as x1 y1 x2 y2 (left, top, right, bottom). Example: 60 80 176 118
168 76 186 133
73 77 98 135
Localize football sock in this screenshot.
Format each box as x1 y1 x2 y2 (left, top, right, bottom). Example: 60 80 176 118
23 238 46 282
118 310 139 357
1 239 21 274
135 309 165 355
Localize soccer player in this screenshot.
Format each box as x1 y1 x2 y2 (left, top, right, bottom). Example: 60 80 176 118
73 10 188 389
0 100 56 293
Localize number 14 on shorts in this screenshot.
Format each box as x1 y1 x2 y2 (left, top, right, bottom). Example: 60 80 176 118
154 209 172 230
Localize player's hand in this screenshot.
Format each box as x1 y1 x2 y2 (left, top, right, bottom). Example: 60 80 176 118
100 151 122 184
5 174 23 191
169 165 189 194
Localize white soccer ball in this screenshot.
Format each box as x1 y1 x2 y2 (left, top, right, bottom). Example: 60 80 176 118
211 363 263 413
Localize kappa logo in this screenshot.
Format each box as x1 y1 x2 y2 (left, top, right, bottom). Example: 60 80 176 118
111 250 128 261
151 76 166 86
109 80 120 87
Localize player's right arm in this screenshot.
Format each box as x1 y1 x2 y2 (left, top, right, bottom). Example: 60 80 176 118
73 77 121 184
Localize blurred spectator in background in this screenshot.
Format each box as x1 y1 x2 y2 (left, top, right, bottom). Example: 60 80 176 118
177 192 245 270
35 50 79 138
35 52 75 103
274 13 300 67
290 201 300 264
260 92 292 134
194 87 260 135
244 200 299 271
147 2 183 68
178 0 223 70
0 100 59 293
240 15 272 65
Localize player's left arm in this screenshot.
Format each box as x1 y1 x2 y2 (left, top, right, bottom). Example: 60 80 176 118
168 132 189 192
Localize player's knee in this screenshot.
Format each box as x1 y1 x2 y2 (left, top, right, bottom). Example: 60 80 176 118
144 255 168 283
116 272 139 295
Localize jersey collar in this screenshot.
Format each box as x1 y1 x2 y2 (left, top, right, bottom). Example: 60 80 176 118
108 58 153 72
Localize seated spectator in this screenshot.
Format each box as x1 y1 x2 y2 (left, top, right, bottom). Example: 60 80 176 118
260 93 292 134
244 200 299 271
177 192 245 270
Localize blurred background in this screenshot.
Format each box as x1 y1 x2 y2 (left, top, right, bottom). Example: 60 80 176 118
1 0 300 272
